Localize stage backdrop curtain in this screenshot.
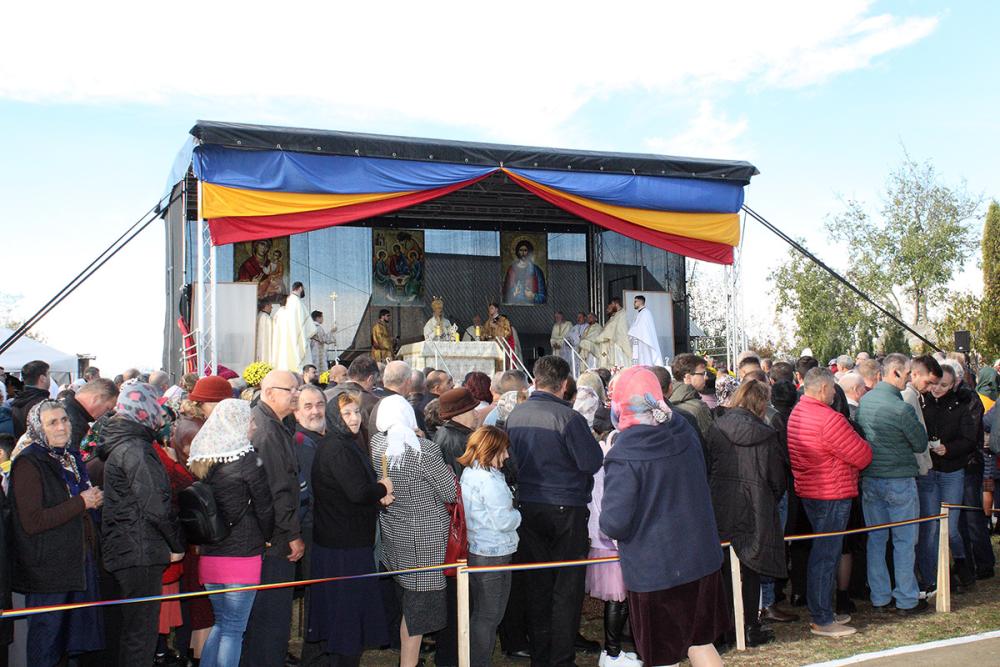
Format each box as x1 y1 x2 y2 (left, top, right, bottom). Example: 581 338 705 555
196 145 745 264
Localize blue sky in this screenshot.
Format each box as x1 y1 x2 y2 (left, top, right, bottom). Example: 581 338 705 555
0 1 996 372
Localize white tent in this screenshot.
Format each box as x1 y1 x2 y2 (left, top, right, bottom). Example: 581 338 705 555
0 327 78 384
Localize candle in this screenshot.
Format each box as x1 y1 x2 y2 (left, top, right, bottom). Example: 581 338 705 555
475 325 480 338
436 325 442 337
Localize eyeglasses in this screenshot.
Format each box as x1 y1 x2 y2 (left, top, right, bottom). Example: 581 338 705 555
271 386 300 394
689 371 708 377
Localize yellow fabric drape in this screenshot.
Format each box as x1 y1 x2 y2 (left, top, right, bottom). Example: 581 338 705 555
201 182 414 219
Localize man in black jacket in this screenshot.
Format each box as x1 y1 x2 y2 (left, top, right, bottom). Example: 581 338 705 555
61 378 117 452
11 360 50 439
507 356 603 667
242 370 305 667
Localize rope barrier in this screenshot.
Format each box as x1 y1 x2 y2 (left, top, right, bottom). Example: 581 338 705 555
3 509 973 619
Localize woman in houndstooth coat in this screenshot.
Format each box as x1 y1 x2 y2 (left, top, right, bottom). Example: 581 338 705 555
370 394 457 667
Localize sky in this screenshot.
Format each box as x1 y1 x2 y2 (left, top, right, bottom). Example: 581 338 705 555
1 1 997 373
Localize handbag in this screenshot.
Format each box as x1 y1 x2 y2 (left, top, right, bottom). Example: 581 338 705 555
443 477 468 576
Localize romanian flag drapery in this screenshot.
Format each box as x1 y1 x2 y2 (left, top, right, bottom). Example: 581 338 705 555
195 145 745 264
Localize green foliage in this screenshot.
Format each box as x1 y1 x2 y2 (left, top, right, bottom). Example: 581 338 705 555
825 154 980 326
932 292 983 354
0 292 45 343
770 245 877 362
982 201 1000 360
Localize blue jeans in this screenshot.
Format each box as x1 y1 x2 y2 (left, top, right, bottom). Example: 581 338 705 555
801 498 851 626
862 477 920 610
201 584 257 667
760 492 789 609
916 470 965 587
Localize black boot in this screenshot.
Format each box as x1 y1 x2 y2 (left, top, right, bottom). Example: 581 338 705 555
955 558 977 588
603 600 629 657
836 590 856 615
744 623 775 648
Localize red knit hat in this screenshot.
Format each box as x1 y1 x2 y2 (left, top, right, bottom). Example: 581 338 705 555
189 375 234 403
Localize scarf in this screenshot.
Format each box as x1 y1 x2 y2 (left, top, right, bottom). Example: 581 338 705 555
116 382 168 431
25 400 83 487
576 371 607 405
495 390 522 424
375 394 422 470
189 399 254 464
573 386 600 429
715 373 740 407
610 367 672 431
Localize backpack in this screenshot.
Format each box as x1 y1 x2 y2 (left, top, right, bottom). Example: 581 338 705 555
178 467 249 545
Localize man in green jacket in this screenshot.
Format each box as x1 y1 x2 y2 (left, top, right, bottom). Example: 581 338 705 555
668 354 714 439
856 353 930 616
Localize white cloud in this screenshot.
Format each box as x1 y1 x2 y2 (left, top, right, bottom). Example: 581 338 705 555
0 1 938 143
644 101 750 160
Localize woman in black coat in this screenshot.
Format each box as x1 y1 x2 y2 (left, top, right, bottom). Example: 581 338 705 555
307 391 394 667
705 379 787 647
10 400 106 666
187 398 274 667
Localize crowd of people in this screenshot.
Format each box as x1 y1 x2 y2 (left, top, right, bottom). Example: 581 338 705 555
0 349 997 667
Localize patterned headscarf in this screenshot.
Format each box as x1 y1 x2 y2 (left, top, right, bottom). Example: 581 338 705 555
610 367 672 431
715 373 740 408
576 371 607 405
376 394 422 470
116 382 168 431
573 386 600 429
189 399 254 464
976 367 998 402
26 399 83 486
495 390 522 424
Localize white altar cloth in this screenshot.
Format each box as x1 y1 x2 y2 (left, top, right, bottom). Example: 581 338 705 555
398 341 504 377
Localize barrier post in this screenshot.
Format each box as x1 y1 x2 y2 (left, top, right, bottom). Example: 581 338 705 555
729 545 746 651
457 560 471 667
935 505 951 613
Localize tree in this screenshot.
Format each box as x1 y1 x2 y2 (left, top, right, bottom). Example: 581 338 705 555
825 154 980 332
982 201 1000 360
769 245 879 363
932 291 983 354
0 292 46 343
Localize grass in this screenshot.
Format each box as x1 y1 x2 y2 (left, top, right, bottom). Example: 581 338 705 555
292 535 1000 666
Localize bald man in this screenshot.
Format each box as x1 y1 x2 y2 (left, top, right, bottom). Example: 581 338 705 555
838 372 867 421
328 363 348 386
370 360 415 435
244 370 304 665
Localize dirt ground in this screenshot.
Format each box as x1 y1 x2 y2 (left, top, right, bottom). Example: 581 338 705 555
287 535 1000 667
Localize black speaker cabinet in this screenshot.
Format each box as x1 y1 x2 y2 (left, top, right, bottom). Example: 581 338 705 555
954 330 971 352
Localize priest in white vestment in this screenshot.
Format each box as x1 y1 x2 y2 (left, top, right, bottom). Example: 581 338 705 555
462 314 484 341
424 297 455 341
255 302 275 364
596 299 631 368
567 312 587 348
272 283 316 371
549 311 573 363
577 313 603 368
628 295 663 366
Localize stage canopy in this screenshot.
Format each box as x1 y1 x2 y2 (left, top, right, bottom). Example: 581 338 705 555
186 121 758 265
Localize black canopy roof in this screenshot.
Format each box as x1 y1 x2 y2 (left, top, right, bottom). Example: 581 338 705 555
190 120 759 184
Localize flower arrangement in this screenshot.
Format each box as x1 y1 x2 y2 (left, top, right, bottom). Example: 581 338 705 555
243 361 273 387
319 370 330 385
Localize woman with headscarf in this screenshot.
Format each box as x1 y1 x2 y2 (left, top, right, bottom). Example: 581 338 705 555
600 367 728 667
582 374 640 667
187 399 274 667
308 391 393 667
97 382 186 666
369 394 457 667
9 400 105 665
977 366 999 411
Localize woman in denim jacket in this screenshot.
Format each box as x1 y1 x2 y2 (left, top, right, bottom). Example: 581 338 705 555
458 426 521 667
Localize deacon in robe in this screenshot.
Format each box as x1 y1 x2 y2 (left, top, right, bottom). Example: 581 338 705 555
596 298 631 369
272 282 317 371
628 295 663 366
577 313 603 368
423 297 455 342
462 314 484 341
255 301 275 364
372 308 394 363
549 311 573 363
483 303 517 361
309 310 337 370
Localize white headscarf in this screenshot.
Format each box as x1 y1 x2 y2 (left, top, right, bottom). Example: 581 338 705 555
188 399 254 464
376 394 422 470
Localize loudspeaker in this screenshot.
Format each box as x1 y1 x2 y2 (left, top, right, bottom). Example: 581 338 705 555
954 330 970 352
